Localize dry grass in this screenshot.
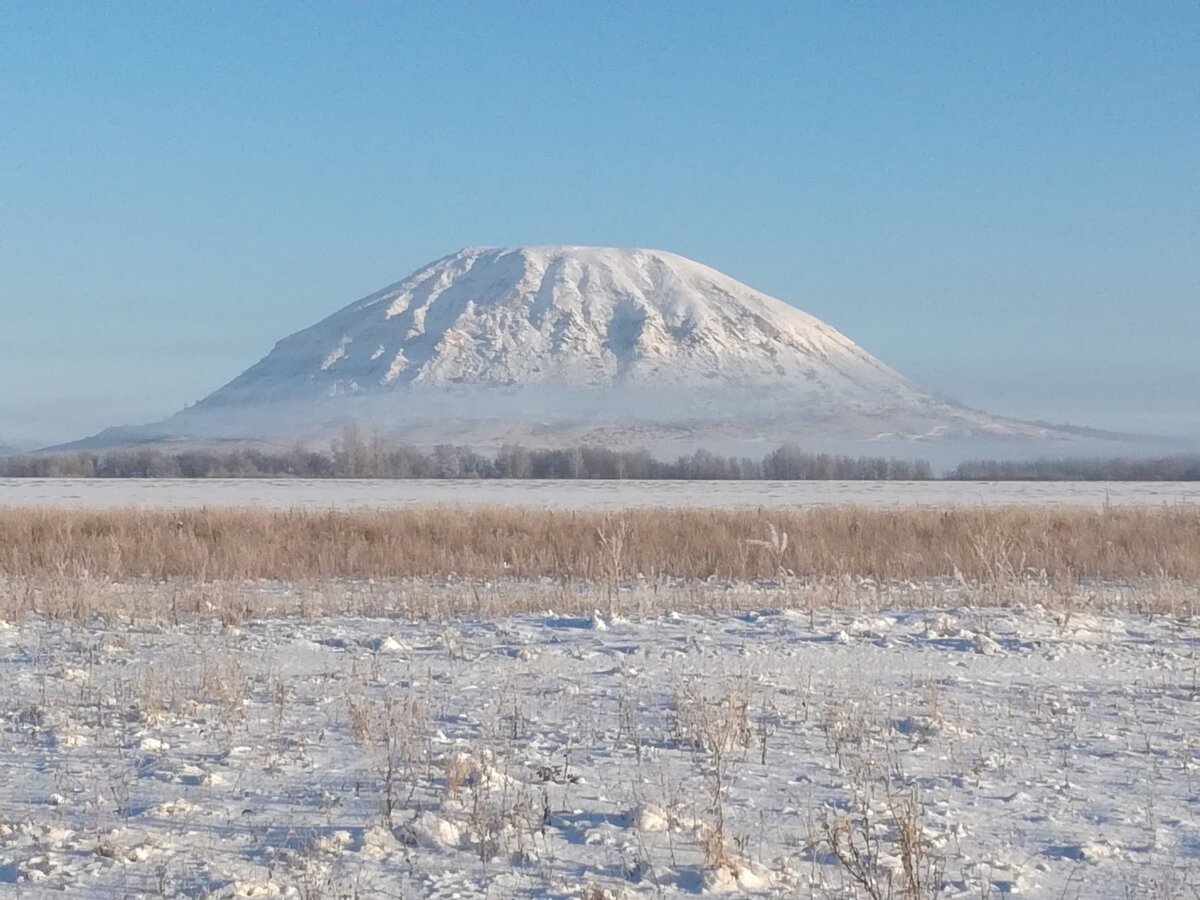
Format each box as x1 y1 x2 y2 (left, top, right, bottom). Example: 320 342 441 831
3 571 1196 625
1 504 1199 583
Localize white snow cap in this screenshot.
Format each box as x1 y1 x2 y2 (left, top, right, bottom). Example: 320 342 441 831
206 244 922 401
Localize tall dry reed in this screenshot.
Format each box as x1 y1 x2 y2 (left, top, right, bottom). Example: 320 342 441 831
1 505 1198 582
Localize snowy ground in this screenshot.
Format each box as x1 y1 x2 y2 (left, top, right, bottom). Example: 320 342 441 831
4 477 1200 509
1 581 1197 897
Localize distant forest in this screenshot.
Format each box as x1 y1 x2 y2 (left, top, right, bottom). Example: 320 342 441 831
3 434 1199 481
1 434 932 480
948 456 1200 481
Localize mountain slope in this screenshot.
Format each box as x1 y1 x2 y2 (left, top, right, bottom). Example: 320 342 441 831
75 246 1080 451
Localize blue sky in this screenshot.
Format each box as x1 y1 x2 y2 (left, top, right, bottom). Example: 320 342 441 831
2 1 1197 446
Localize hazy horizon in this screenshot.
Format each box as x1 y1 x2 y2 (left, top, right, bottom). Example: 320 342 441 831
3 3 1197 447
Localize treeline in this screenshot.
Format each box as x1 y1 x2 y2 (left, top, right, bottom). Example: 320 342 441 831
949 455 1200 481
0 436 933 480
9 436 1197 481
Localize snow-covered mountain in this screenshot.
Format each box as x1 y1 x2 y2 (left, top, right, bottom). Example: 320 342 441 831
206 245 931 404
74 246 1081 452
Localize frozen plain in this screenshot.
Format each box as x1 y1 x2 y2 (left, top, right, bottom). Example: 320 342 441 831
0 578 1197 898
2 479 1199 898
4 477 1200 509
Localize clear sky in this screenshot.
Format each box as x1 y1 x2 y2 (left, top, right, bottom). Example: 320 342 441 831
2 1 1197 446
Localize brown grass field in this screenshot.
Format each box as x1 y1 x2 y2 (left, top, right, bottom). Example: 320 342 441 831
2 504 1199 582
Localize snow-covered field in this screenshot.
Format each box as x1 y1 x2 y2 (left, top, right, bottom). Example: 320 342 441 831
3 481 1198 896
4 477 1200 509
1 579 1197 898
